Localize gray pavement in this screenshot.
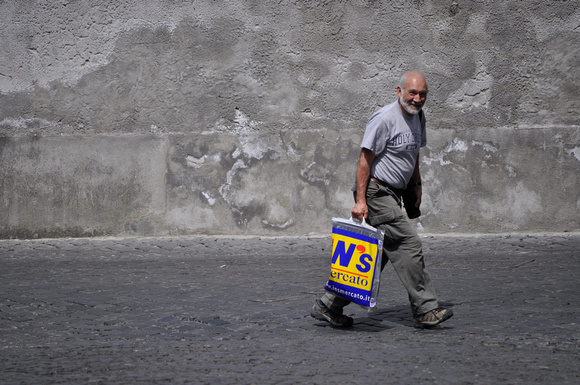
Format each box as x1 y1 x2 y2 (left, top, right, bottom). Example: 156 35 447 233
0 233 579 384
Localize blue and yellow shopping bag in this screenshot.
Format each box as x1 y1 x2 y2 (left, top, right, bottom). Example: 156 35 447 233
324 217 385 309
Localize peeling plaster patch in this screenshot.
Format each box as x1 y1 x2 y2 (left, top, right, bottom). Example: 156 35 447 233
0 117 57 130
202 192 216 206
238 132 278 160
262 219 295 229
472 140 498 153
217 161 296 229
234 134 277 160
186 155 205 168
233 109 259 131
229 109 281 161
214 109 289 225
446 138 468 153
216 109 284 207
423 138 467 166
422 151 452 167
208 153 222 163
505 165 517 178
565 146 580 162
300 162 331 185
483 143 498 152
220 159 248 197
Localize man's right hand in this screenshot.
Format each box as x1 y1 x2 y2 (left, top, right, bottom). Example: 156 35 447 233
351 201 368 221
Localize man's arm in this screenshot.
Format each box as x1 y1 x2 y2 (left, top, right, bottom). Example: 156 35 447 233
351 148 375 220
411 153 422 208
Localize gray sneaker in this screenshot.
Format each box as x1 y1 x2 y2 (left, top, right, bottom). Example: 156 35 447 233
413 307 453 328
310 299 353 327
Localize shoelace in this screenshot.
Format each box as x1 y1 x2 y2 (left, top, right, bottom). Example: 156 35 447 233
421 308 444 320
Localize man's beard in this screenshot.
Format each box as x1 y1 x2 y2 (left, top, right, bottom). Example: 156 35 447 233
399 95 423 115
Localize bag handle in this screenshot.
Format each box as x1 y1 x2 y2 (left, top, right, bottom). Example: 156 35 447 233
349 216 374 230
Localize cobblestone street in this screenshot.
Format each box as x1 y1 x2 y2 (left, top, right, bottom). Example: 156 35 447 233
1 233 579 384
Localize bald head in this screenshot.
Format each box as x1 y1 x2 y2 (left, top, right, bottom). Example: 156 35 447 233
399 71 428 91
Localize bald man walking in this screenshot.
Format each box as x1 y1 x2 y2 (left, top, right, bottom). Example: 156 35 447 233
311 71 453 328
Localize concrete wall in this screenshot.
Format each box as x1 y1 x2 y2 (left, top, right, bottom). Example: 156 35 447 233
1 0 579 238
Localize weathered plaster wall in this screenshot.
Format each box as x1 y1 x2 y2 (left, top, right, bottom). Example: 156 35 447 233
1 0 579 238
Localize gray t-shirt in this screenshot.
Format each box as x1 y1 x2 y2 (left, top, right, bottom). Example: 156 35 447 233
360 101 427 189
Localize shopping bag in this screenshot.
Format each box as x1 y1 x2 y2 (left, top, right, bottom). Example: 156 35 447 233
324 217 385 309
